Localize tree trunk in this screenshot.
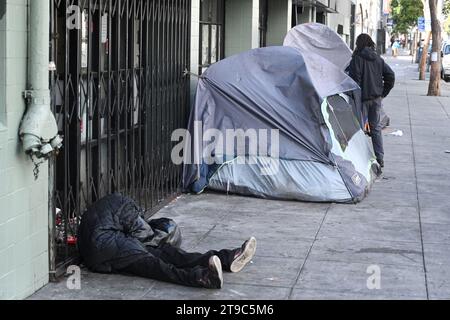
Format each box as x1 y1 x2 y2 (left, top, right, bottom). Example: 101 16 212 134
427 0 442 96
419 31 431 80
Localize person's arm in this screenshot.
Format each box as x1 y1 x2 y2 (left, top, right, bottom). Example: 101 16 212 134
348 56 362 86
382 61 395 98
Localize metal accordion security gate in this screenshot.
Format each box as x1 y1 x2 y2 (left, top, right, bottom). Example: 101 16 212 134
49 0 191 277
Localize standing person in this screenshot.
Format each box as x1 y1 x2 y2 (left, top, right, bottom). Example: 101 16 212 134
348 34 396 169
392 40 401 57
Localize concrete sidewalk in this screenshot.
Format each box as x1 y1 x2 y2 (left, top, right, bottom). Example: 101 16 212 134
30 55 450 300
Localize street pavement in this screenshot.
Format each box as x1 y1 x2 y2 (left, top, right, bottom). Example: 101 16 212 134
30 54 450 300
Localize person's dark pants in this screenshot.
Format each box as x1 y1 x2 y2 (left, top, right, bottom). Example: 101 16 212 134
117 244 237 288
364 97 384 162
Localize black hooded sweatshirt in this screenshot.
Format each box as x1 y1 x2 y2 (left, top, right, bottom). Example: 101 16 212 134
348 47 395 102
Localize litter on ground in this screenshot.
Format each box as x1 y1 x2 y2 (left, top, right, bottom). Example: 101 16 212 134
389 130 404 137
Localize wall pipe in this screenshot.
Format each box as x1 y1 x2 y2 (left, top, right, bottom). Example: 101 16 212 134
19 0 62 159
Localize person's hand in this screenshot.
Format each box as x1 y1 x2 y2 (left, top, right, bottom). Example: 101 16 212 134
364 122 371 136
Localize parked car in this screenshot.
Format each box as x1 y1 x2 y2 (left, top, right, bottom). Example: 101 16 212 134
441 42 450 82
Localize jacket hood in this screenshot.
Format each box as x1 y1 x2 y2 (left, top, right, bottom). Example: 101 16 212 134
356 48 378 61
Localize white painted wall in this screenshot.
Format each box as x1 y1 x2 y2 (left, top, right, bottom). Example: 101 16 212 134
327 0 353 46
266 0 292 46
251 0 260 49
0 0 49 300
226 0 260 56
354 0 381 43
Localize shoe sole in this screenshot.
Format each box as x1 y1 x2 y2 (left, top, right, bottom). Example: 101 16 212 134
209 256 223 289
230 237 257 273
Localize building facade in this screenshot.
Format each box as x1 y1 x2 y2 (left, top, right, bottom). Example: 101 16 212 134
354 0 388 53
190 0 358 94
1 0 357 299
293 0 356 48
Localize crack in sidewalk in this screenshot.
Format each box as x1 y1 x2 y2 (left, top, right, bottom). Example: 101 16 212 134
406 86 430 300
287 204 332 299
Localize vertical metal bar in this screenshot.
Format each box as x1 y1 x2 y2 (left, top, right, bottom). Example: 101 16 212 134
74 0 81 263
174 0 179 189
167 0 171 195
165 0 169 198
96 0 103 201
165 0 170 198
137 0 143 206
164 0 169 198
124 0 129 196
150 0 156 208
86 0 91 205
156 0 161 203
186 0 191 127
181 0 186 126
115 0 121 193
147 0 152 210
63 0 71 266
130 0 135 200
137 1 143 209
177 0 182 188
48 0 57 280
156 0 161 204
171 0 176 192
107 0 113 194
173 0 178 192
143 0 150 210
170 0 176 192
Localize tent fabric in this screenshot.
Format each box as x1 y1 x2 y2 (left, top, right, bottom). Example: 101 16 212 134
284 23 366 129
183 46 359 188
206 95 378 203
183 28 380 203
208 156 352 202
283 23 353 71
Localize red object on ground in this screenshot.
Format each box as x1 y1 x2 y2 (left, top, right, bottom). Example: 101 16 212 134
67 236 77 245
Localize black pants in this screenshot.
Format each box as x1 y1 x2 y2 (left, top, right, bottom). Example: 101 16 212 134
364 97 384 162
117 244 237 288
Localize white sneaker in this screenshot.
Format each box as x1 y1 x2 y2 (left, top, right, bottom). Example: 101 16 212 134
230 237 257 273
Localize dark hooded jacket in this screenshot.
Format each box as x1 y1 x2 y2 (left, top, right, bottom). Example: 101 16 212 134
78 193 182 273
77 193 155 273
348 48 395 101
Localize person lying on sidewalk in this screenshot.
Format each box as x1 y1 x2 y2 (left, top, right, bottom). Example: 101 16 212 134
348 34 396 169
77 193 257 289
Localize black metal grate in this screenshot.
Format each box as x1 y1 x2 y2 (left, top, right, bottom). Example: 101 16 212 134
49 0 191 274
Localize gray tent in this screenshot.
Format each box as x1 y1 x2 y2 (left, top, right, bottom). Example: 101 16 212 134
183 44 380 203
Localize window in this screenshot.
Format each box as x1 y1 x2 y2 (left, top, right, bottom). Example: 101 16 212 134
316 11 326 24
326 95 360 152
199 0 225 75
292 3 306 28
